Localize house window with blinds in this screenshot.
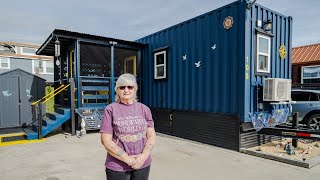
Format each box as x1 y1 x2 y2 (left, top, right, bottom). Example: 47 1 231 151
154 50 167 79
0 57 10 69
256 34 271 74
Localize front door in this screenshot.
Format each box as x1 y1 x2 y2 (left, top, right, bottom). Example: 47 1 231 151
124 56 137 76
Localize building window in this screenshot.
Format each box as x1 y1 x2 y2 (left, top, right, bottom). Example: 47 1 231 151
46 61 54 74
256 34 271 73
302 65 320 84
0 57 10 69
21 47 37 55
154 50 166 79
33 60 54 74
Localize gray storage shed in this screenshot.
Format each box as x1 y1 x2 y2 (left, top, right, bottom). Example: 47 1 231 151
0 69 46 128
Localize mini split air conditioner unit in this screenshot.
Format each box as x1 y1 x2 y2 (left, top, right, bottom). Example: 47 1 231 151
263 78 291 102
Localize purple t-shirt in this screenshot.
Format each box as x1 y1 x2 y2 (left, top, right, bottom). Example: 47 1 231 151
100 102 154 171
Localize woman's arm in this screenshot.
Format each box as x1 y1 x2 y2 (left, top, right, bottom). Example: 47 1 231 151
101 133 135 166
131 127 156 169
142 127 156 156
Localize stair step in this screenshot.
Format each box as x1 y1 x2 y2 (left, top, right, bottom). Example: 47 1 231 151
0 133 26 143
82 95 109 99
82 103 108 108
33 119 51 127
32 125 48 132
0 131 45 146
48 112 64 120
77 107 106 111
55 108 71 115
42 118 56 126
81 79 109 83
82 86 109 91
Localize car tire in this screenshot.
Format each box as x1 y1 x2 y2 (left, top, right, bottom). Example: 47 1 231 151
307 114 320 130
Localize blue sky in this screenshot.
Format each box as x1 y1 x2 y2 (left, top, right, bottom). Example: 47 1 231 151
0 0 319 47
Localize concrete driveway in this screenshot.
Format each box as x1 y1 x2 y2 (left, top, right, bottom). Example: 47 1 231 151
0 131 320 180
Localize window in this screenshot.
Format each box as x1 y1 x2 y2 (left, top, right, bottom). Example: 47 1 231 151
301 65 320 84
33 60 53 74
309 93 320 101
291 91 320 101
21 47 37 55
46 61 54 73
0 57 10 69
256 34 271 73
154 50 166 79
33 60 44 74
291 92 310 101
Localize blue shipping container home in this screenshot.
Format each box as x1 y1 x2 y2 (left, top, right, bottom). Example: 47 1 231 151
137 0 292 150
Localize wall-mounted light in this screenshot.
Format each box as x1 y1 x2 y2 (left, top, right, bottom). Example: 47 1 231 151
263 20 272 31
55 38 60 57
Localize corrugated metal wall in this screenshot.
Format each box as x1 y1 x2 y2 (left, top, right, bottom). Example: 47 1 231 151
138 0 292 124
244 3 293 122
138 1 245 116
136 1 293 149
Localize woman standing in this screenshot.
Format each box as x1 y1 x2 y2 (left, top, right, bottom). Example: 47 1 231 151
100 73 156 180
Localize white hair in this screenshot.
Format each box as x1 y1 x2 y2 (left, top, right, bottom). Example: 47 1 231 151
114 73 138 102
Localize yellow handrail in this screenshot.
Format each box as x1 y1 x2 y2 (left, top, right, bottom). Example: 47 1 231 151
31 84 66 106
42 84 70 104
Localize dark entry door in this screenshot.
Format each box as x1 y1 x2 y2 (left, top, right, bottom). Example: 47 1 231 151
0 76 20 127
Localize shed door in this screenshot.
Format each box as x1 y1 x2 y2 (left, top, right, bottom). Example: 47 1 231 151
0 76 20 127
19 76 37 126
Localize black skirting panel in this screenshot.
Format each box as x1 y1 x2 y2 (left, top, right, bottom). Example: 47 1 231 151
151 109 172 135
240 130 281 149
151 109 240 151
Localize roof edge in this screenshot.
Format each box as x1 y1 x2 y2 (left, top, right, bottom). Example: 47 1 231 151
0 68 46 81
293 42 320 49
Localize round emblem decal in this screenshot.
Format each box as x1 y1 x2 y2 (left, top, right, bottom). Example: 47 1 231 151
223 16 233 29
279 44 287 60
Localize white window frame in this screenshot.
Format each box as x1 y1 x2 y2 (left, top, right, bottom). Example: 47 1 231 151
32 60 54 74
301 65 320 84
0 57 10 69
21 47 37 55
256 34 271 73
154 50 166 79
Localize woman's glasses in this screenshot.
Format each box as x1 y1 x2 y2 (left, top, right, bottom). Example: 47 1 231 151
119 86 134 90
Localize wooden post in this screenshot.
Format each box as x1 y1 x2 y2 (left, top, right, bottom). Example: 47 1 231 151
70 78 76 136
38 104 42 139
292 112 299 147
32 105 36 124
